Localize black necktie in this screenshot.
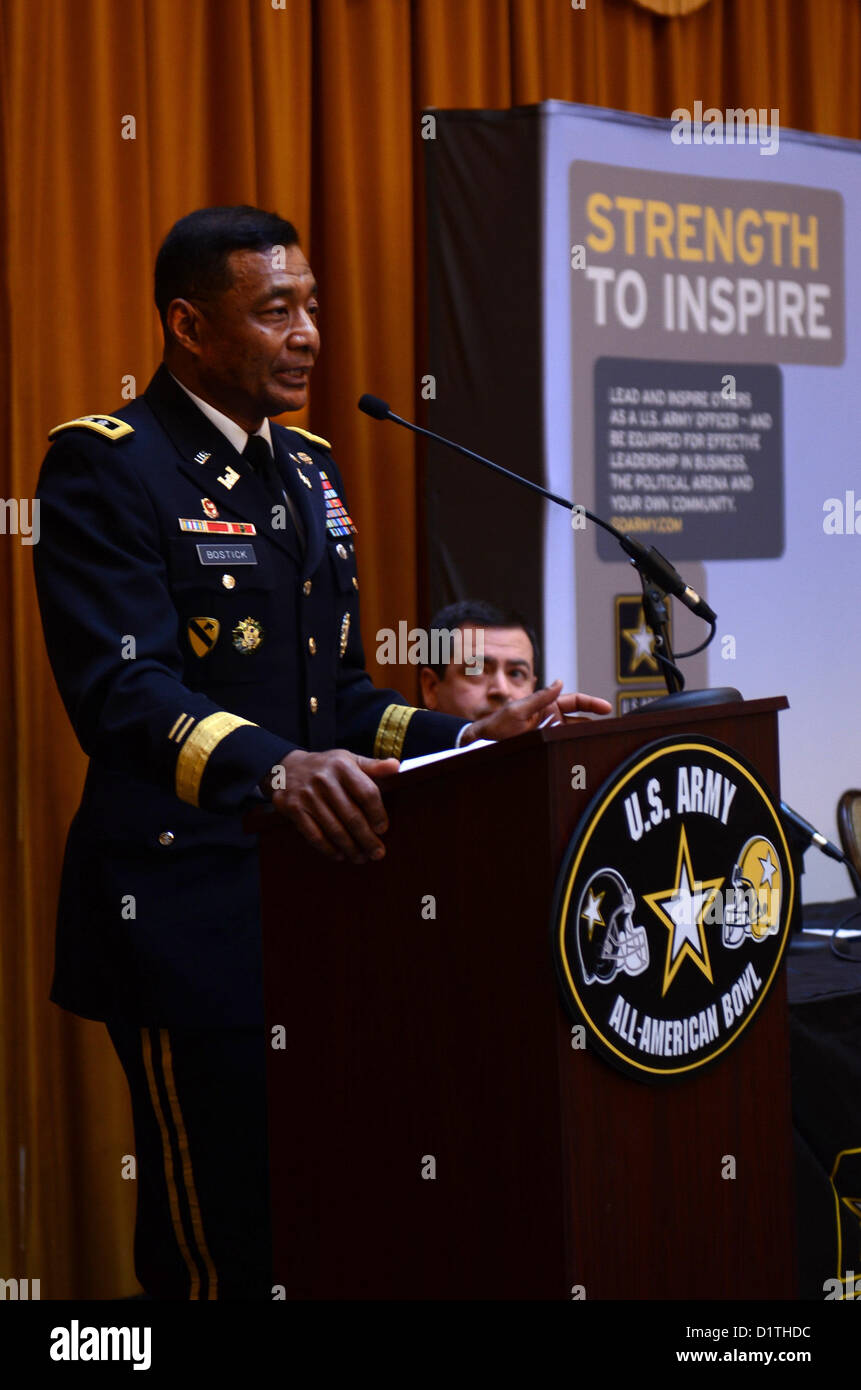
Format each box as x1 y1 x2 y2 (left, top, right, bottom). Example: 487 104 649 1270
242 434 283 505
242 433 306 551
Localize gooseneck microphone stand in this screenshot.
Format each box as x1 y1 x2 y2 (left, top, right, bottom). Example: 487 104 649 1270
358 393 739 709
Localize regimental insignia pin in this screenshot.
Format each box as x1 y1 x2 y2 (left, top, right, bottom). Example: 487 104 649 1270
339 611 351 659
296 467 313 489
194 450 212 465
187 617 220 658
296 452 314 466
216 465 241 490
232 617 264 653
201 497 219 519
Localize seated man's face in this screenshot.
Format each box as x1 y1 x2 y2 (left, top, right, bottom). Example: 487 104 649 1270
420 625 536 721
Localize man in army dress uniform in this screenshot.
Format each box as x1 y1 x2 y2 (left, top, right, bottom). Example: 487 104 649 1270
34 206 610 1299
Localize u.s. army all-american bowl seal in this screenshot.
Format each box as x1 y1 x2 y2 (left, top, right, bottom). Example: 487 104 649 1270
551 735 795 1082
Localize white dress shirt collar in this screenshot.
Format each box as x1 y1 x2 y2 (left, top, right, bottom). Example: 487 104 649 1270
169 372 274 456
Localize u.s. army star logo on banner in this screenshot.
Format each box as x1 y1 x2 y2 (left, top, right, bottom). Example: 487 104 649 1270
551 736 794 1082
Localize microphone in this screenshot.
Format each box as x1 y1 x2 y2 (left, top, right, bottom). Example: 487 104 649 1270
617 538 716 624
358 394 392 421
358 394 716 625
780 801 846 863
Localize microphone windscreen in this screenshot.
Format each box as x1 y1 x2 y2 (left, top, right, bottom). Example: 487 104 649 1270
358 394 391 420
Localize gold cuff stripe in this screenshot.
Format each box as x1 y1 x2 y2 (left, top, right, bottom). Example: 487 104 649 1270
174 714 195 744
175 711 256 807
374 703 418 760
168 712 187 741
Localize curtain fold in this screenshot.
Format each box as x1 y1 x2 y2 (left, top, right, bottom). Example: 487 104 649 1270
2 0 858 1298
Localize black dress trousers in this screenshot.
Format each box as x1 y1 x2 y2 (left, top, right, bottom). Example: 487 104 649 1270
106 1019 272 1300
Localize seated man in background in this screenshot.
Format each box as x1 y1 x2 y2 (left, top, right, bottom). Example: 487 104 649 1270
419 599 540 722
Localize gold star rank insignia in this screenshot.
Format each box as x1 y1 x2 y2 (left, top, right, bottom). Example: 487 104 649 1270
232 617 263 652
187 617 220 658
48 414 135 441
643 825 723 996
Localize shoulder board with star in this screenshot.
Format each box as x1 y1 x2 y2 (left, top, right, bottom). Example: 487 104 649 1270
285 425 331 450
48 414 135 442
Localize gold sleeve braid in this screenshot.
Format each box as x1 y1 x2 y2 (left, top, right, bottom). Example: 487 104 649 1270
175 711 257 807
373 704 418 760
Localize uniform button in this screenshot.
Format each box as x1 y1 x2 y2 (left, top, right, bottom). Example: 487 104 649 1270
336 543 347 559
158 831 175 847
303 579 312 596
222 574 236 590
309 696 318 714
308 637 317 655
352 576 359 590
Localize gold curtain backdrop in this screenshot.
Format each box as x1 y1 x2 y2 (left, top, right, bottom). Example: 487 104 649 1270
1 0 859 1298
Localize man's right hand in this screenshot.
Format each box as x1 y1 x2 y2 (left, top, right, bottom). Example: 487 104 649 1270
265 749 400 864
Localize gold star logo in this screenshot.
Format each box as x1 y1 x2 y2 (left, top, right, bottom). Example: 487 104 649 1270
622 607 658 675
643 825 723 996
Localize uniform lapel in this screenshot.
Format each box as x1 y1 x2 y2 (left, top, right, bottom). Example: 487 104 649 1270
143 366 302 564
274 428 327 576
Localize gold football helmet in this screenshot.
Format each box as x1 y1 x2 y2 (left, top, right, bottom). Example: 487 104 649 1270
723 836 782 947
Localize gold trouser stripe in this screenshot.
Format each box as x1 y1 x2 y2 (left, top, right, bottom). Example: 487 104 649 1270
175 711 256 807
158 1031 219 1301
373 703 417 760
141 1030 202 1299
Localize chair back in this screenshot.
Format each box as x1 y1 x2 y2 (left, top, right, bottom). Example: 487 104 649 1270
837 790 861 881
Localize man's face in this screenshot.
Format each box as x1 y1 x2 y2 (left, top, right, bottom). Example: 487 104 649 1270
175 245 320 425
420 625 537 720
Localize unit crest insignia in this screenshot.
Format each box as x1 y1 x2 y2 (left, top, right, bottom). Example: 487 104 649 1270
187 617 220 658
232 617 263 652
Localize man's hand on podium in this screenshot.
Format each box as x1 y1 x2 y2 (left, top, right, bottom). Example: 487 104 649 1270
262 685 611 863
459 680 612 746
266 748 400 864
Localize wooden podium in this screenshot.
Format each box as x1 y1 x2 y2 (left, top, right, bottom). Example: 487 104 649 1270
255 697 796 1300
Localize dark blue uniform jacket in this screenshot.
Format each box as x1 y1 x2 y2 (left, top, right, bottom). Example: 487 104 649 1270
34 365 464 1026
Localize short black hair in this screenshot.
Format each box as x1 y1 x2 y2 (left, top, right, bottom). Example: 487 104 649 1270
426 600 541 681
154 205 300 334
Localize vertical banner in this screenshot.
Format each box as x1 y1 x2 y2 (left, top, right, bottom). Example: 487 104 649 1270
426 102 859 902
543 104 856 903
